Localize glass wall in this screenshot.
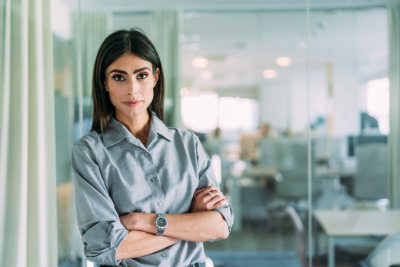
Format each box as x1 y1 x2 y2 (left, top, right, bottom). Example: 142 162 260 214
309 7 389 267
50 1 391 267
52 1 83 266
181 10 309 260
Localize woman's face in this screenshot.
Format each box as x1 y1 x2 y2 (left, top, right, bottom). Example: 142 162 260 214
104 53 159 122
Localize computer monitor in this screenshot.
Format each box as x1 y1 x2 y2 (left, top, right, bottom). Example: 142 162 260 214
347 134 387 157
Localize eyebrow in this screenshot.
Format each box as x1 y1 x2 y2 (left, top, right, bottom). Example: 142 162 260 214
108 67 151 75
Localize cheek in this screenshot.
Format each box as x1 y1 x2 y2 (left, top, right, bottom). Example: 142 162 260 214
146 88 154 101
108 91 121 106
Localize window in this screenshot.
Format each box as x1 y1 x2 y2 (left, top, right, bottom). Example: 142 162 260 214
181 91 259 132
365 77 389 134
181 90 219 132
218 97 259 131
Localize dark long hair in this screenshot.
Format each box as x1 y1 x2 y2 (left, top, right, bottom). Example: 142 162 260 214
91 28 165 133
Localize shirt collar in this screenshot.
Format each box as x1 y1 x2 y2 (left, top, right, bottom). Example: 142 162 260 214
102 111 171 147
150 112 172 142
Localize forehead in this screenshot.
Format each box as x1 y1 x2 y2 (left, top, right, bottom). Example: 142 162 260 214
107 53 153 71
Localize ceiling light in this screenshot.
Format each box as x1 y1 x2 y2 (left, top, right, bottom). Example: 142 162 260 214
192 57 208 68
200 71 213 80
263 69 277 79
276 57 292 67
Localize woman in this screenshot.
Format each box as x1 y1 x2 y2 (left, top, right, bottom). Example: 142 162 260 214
71 28 233 267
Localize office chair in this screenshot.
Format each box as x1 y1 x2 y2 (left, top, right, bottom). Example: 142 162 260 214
275 138 319 200
285 206 307 267
354 143 388 200
361 232 400 267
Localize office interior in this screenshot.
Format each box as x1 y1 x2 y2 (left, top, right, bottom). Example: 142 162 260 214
1 0 400 266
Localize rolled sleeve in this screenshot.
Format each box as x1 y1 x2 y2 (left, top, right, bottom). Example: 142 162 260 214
82 221 128 265
72 140 128 265
194 135 234 232
214 204 234 232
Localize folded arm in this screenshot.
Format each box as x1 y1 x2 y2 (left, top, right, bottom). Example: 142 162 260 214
116 230 178 261
119 186 231 243
73 143 179 264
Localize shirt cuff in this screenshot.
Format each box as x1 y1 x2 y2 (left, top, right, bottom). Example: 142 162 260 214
82 221 128 265
213 204 234 232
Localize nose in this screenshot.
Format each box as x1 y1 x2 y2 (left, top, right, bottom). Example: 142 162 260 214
127 79 139 95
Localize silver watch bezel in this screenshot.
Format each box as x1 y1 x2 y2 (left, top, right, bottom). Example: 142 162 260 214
155 213 168 236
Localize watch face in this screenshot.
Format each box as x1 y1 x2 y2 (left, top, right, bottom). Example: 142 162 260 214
157 217 167 227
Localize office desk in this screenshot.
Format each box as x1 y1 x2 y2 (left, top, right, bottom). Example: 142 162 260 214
314 210 400 267
242 167 283 182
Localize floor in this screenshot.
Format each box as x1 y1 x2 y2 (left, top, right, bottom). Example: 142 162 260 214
207 251 301 267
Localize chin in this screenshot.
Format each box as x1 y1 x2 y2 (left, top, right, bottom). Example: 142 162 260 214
125 109 147 118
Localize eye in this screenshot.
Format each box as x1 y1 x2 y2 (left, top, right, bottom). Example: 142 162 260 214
112 74 125 81
137 72 149 80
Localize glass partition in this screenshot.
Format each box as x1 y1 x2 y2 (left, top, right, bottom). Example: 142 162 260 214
181 10 310 262
52 1 84 266
309 6 389 267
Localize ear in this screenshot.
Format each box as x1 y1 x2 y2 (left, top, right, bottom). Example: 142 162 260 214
154 68 160 87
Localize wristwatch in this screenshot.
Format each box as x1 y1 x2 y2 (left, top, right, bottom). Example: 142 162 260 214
155 213 168 236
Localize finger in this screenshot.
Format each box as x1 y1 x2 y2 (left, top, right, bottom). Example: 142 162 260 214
193 187 207 197
204 186 223 196
214 199 229 208
208 195 226 206
206 190 219 200
197 186 215 198
207 186 220 192
207 189 225 200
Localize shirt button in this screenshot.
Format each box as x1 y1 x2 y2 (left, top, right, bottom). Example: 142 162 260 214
150 177 156 183
161 251 168 257
157 202 163 207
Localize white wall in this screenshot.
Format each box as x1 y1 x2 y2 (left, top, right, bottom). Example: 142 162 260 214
259 80 290 131
332 63 360 136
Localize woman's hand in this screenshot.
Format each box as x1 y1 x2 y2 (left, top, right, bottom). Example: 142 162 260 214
190 186 229 212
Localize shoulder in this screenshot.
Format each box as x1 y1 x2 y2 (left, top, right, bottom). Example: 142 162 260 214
72 131 104 155
166 126 199 143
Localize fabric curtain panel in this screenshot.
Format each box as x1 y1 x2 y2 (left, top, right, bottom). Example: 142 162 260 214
389 4 400 209
151 9 183 127
0 0 57 266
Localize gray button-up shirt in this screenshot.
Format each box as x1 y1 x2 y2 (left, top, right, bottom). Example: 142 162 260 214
71 113 233 267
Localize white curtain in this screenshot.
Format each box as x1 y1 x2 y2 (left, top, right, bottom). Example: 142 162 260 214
151 9 183 127
389 4 400 209
0 0 57 266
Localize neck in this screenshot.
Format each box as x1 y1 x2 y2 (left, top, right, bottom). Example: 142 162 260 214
115 112 151 146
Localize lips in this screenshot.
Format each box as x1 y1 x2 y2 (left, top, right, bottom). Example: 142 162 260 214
123 100 143 106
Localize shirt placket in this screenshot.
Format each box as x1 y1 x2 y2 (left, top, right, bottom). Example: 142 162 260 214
140 146 166 214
